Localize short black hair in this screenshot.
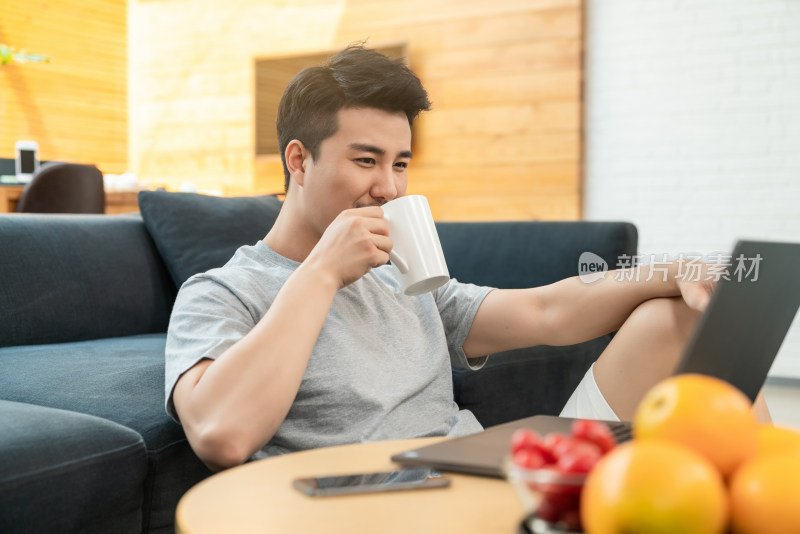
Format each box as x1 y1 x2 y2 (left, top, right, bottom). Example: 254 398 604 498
276 44 431 191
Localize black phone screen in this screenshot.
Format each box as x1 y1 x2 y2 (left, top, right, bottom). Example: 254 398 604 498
19 149 36 173
293 467 449 496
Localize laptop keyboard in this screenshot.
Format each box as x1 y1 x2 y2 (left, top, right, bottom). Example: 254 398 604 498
609 421 633 442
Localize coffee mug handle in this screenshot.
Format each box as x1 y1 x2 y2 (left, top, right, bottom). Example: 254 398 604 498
382 210 410 274
389 250 409 274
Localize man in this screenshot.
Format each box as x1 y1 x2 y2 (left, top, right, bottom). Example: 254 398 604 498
166 45 769 472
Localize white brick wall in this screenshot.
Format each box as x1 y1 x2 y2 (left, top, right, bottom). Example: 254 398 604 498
584 0 800 377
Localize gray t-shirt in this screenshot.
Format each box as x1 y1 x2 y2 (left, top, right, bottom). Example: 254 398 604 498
165 240 493 458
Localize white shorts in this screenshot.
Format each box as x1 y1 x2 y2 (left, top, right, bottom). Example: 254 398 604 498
559 362 620 421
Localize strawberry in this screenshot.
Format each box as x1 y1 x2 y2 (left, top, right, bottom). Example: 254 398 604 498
513 447 547 470
570 419 617 453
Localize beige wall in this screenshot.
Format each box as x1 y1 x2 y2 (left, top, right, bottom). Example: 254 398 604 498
0 0 127 173
130 0 583 220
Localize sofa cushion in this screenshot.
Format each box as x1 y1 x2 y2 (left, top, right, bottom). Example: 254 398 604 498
138 191 282 288
0 334 213 534
0 399 146 534
453 336 613 427
0 214 176 348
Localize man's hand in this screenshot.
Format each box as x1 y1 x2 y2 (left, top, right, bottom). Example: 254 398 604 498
304 207 393 289
675 260 718 312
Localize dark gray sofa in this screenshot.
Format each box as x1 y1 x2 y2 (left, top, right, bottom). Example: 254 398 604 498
0 190 636 533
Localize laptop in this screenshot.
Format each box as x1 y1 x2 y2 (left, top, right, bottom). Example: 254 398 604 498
392 239 800 477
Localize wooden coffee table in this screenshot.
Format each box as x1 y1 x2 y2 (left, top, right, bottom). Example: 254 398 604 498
176 437 528 534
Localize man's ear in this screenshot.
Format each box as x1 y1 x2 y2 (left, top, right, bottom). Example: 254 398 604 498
285 140 308 187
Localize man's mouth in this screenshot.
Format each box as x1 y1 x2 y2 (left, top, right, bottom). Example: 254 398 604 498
354 201 384 209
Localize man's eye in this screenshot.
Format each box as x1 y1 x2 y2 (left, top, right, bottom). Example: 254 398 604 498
394 162 408 169
355 158 375 165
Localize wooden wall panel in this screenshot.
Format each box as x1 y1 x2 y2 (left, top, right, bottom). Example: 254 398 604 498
255 45 404 157
130 0 583 220
0 0 127 173
255 52 337 156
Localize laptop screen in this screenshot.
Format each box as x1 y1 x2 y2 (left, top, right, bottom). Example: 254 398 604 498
675 240 800 401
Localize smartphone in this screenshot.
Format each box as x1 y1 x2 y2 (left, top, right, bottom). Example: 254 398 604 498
292 467 450 497
15 140 39 183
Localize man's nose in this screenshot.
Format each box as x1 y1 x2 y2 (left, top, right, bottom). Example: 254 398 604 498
370 167 399 204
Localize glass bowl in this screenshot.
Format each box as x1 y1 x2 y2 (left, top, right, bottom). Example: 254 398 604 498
503 457 586 534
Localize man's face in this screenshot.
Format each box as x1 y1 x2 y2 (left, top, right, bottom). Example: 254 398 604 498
299 107 412 238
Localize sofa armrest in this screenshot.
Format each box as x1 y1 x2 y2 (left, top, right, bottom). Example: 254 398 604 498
437 221 638 427
0 399 147 533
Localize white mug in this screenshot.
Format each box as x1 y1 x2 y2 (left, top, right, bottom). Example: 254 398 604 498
382 195 450 296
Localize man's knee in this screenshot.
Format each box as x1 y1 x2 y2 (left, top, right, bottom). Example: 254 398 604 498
594 298 703 420
626 296 700 345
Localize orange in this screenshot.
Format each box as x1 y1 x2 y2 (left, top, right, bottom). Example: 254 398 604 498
730 452 800 534
581 440 728 534
633 373 758 477
755 424 800 457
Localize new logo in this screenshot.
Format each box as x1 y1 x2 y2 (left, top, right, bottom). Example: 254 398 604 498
578 252 608 283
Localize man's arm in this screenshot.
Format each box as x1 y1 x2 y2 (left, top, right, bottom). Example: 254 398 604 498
172 208 391 471
462 262 707 358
